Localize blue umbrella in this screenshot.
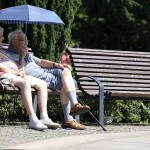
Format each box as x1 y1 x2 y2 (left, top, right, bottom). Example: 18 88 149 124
0 4 64 34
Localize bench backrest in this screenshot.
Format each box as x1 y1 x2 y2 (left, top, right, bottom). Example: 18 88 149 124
66 48 150 100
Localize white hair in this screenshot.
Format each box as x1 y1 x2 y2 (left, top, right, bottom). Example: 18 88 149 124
0 26 4 33
8 30 23 44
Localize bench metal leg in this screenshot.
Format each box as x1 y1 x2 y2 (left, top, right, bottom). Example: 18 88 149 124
99 82 105 126
32 95 38 114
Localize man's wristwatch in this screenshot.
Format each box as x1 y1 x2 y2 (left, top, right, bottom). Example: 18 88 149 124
53 63 56 67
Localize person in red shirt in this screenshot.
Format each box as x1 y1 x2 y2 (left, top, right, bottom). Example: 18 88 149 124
61 50 71 65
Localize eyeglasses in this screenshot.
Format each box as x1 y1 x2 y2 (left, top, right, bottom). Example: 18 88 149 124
14 39 29 42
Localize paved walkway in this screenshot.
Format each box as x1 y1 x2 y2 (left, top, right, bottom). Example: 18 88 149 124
0 124 150 150
6 131 150 150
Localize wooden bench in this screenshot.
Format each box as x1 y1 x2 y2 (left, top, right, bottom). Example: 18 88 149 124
4 45 150 130
66 47 150 126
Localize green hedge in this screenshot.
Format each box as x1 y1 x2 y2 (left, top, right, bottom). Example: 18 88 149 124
0 95 150 124
0 95 28 123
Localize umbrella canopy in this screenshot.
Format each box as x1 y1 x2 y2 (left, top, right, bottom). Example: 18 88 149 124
0 4 64 25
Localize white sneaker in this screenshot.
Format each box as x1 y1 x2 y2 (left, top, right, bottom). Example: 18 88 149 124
29 121 48 131
40 118 61 129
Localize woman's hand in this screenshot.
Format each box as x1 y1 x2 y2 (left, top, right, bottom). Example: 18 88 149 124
13 70 24 78
18 70 25 78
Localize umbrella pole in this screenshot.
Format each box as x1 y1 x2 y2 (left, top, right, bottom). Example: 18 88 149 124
25 23 27 35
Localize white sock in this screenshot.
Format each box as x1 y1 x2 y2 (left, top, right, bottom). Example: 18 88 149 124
40 111 49 120
67 91 78 107
62 102 74 122
29 113 39 123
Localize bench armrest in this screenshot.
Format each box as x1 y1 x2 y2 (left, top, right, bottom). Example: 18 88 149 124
75 75 104 97
0 82 5 92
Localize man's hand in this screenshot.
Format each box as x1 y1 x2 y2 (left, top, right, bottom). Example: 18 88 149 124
18 46 28 68
39 59 71 70
19 46 28 58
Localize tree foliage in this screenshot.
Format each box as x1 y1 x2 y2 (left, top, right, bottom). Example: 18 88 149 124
72 0 150 51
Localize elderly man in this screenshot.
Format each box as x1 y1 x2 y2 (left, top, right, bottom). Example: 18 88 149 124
0 27 60 131
5 30 90 130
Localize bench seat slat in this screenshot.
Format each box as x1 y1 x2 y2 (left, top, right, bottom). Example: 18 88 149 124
79 81 150 87
77 77 150 84
81 86 150 91
75 67 150 75
77 72 150 80
72 54 150 62
73 63 150 71
81 89 150 99
73 59 150 66
69 48 150 55
70 49 150 58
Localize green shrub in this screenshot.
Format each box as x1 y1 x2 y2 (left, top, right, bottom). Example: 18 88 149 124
0 94 150 124
0 95 28 123
104 100 150 123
